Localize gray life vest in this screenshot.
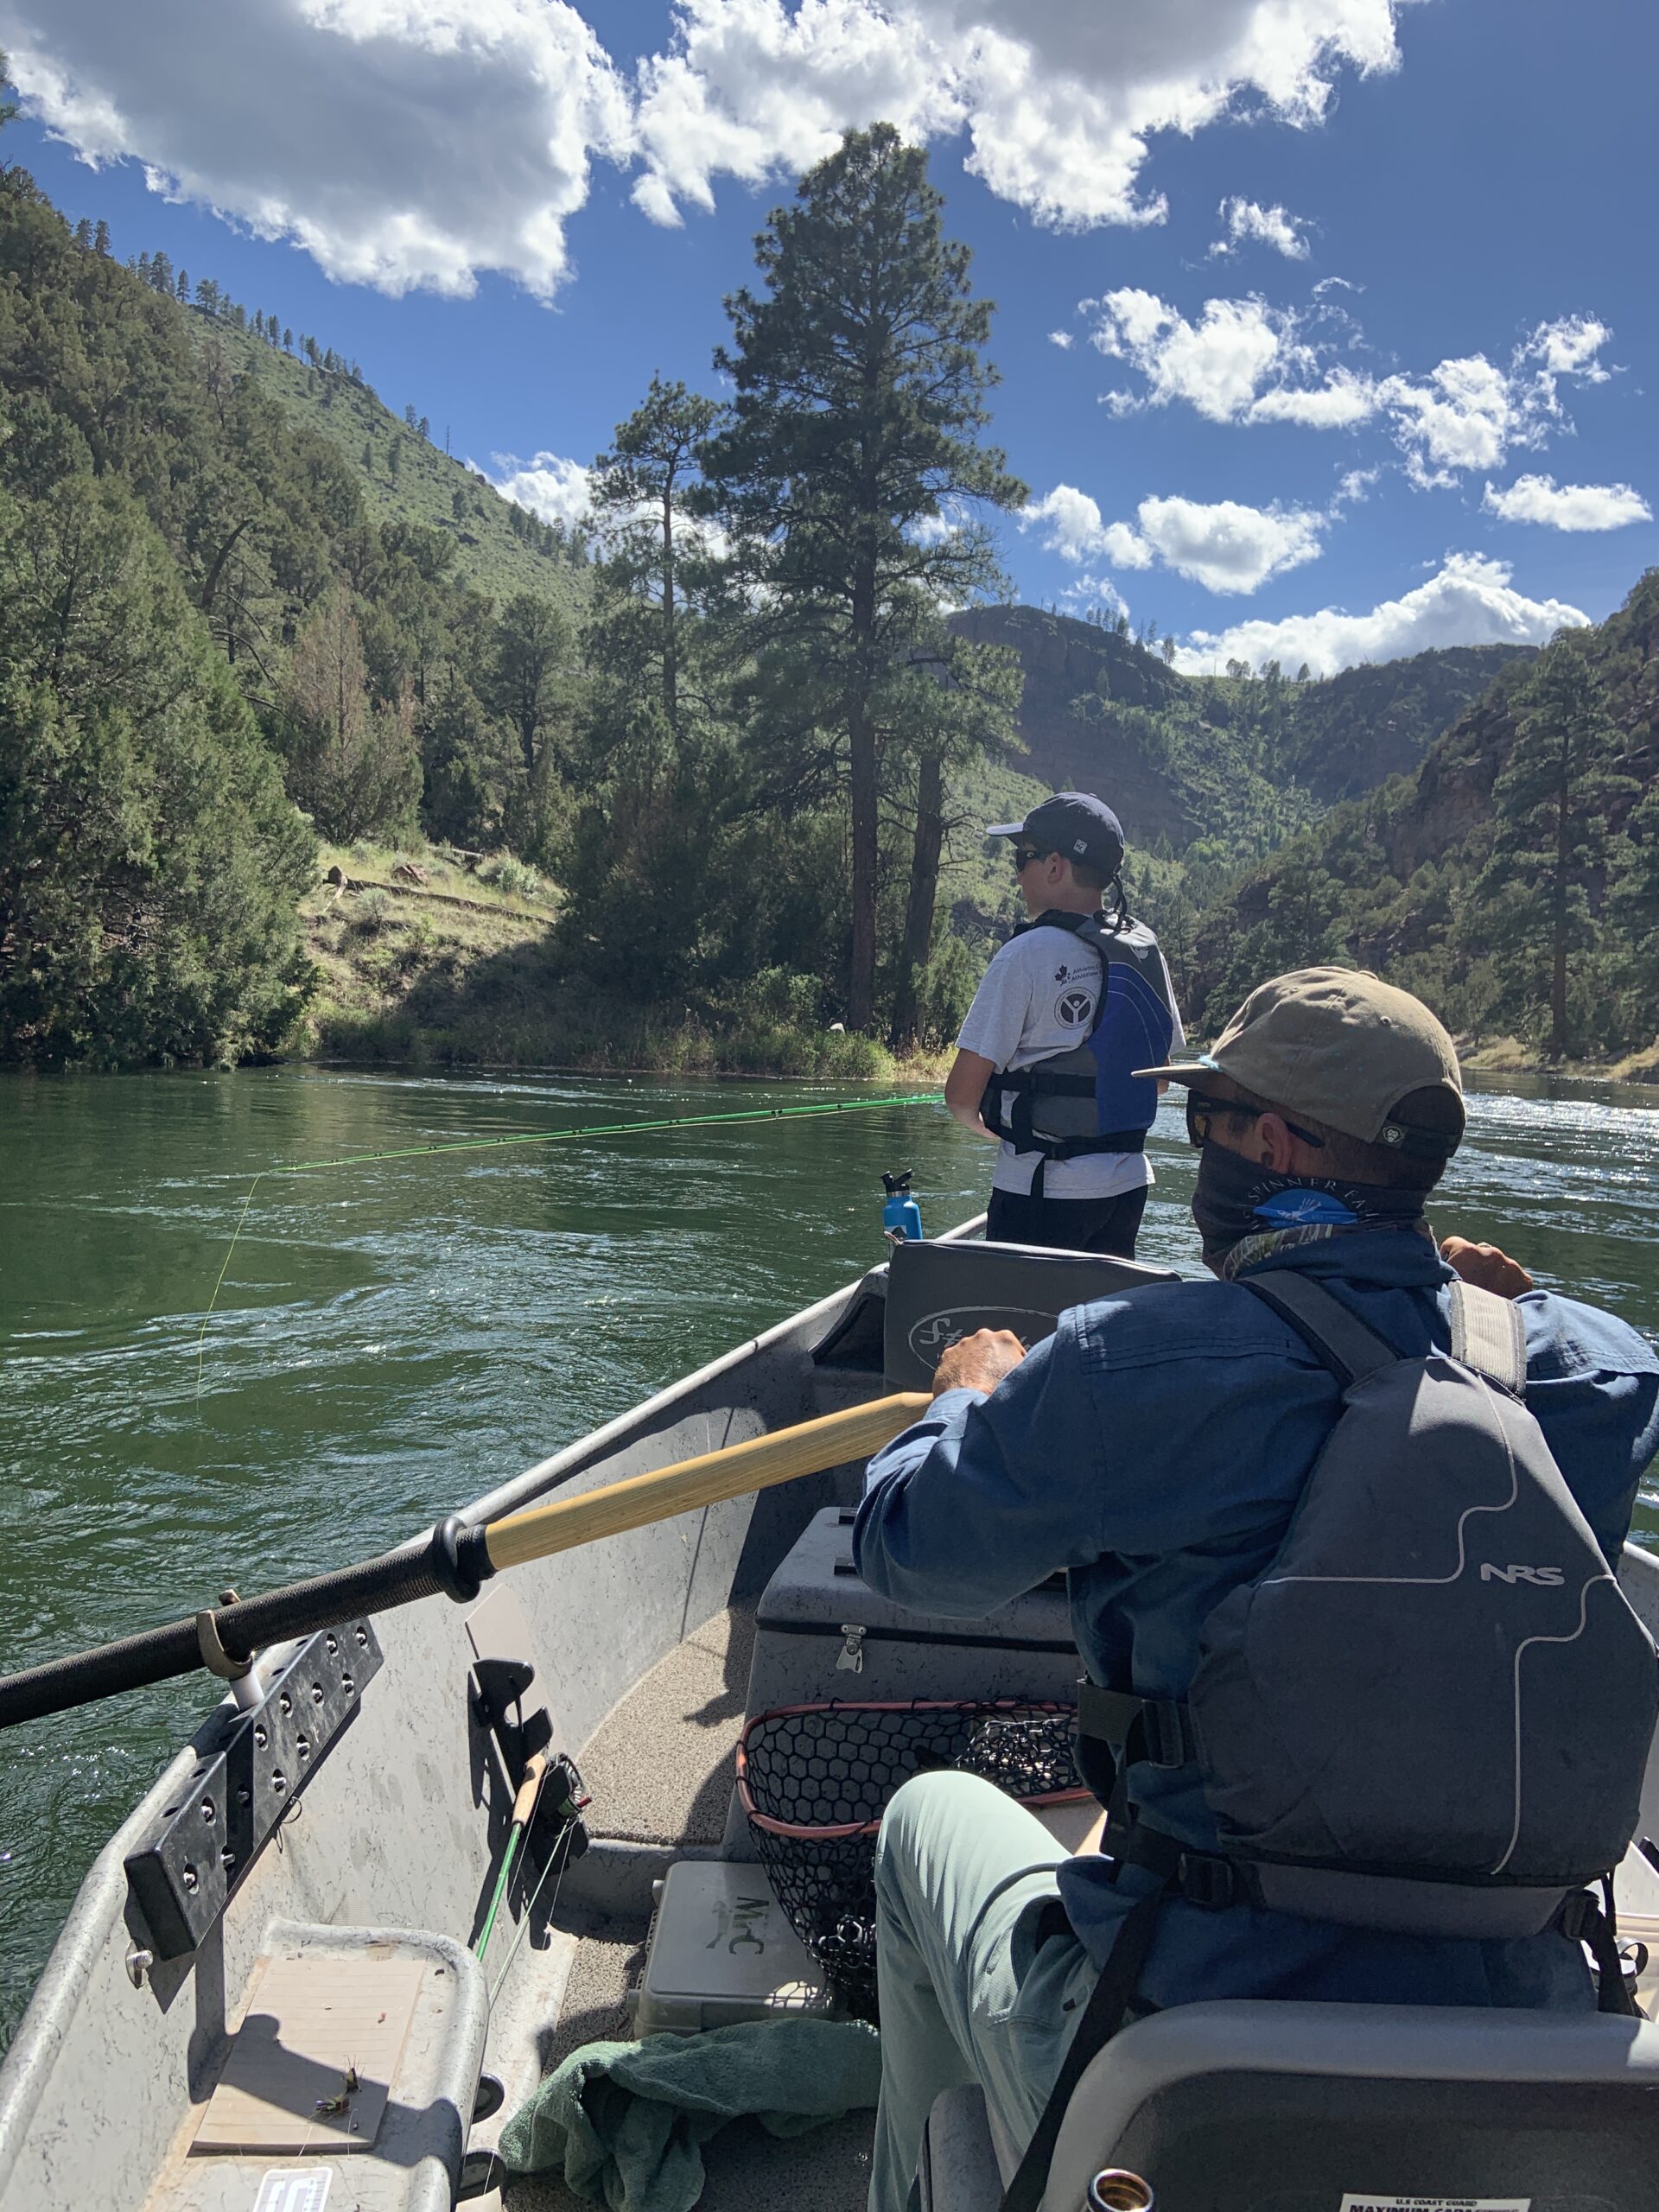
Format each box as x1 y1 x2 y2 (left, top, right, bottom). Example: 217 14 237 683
1081 1271 1659 1940
977 909 1175 1199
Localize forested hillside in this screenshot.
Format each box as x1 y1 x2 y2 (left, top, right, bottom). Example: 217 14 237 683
196 310 588 609
0 150 589 1064
3 105 1652 1075
951 604 1527 850
1185 572 1659 1061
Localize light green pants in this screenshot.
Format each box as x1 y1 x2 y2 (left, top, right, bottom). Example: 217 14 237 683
868 1771 1098 2212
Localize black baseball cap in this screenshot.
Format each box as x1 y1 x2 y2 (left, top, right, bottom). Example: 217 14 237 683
986 791 1125 877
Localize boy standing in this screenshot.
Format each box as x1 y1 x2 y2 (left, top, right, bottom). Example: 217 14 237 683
944 792 1181 1255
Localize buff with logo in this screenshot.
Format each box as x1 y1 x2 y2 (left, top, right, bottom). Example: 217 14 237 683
1190 1137 1430 1277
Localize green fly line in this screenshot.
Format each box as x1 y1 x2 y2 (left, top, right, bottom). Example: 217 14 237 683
193 1090 938 1398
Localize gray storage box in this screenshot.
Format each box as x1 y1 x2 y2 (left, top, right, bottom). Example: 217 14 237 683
744 1506 1078 1715
629 1860 836 2036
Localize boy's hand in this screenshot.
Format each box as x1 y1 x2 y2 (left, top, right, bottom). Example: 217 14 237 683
931 1327 1027 1397
1440 1235 1535 1300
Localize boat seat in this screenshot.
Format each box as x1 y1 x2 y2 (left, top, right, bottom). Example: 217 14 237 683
918 1999 1659 2212
881 1236 1178 1390
143 1920 487 2212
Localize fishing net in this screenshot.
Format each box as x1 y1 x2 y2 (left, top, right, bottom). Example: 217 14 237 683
735 1700 1088 2007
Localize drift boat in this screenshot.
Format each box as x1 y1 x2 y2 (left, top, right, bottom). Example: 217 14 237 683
3 1220 1659 2212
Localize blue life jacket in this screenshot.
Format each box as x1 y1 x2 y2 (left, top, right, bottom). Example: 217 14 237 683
978 907 1176 1198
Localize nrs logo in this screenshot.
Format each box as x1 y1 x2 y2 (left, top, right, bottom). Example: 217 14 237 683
1480 1563 1566 1586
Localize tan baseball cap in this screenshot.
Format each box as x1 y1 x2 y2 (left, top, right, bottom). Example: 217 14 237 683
1135 965 1465 1159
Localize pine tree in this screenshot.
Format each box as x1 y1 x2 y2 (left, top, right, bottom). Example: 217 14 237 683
591 375 719 738
283 327 293 353
176 269 190 302
701 124 1026 1032
92 219 110 257
73 218 92 251
1471 634 1638 1059
491 594 572 775
418 415 429 442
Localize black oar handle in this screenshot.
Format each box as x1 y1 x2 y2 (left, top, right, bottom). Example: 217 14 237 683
0 1518 494 1730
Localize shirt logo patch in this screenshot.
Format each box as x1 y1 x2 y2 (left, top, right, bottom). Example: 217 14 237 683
1056 988 1093 1027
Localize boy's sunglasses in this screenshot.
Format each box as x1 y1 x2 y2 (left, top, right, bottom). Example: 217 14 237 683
1011 844 1050 871
1185 1089 1326 1151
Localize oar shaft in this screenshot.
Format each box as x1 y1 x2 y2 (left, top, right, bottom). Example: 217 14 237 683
483 1394 929 1571
0 1391 930 1730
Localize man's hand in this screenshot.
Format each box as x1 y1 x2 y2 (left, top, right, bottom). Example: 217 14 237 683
931 1327 1027 1398
1441 1235 1535 1300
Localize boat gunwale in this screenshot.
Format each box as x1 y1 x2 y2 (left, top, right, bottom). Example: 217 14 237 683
0 1215 982 2180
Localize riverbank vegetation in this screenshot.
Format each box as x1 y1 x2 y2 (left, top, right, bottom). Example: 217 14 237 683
1 82 1655 1075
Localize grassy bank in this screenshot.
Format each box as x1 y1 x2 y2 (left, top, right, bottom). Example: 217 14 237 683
291 842 945 1081
1459 1037 1659 1085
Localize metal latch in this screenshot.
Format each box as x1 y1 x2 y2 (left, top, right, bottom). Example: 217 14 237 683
836 1624 867 1675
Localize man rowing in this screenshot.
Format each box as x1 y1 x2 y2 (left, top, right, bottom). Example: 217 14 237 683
855 966 1659 2212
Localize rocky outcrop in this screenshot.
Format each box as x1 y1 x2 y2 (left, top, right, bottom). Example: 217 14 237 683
948 604 1194 842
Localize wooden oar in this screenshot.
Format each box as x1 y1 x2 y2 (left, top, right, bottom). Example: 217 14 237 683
483 1394 929 1569
0 1391 931 1728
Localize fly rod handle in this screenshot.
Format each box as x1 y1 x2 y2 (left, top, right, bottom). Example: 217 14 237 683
481 1392 931 1573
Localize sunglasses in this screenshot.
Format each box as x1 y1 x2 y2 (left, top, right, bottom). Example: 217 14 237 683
1185 1090 1326 1151
1011 844 1050 872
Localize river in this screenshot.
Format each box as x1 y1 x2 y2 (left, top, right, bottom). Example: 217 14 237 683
3 1064 1657 2045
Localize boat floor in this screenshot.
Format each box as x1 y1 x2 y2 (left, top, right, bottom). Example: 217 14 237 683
494 1603 874 2210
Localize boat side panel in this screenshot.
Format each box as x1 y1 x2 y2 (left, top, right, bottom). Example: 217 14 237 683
0 1283 861 2212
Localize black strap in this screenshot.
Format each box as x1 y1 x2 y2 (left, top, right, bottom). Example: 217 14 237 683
1239 1271 1399 1389
998 1883 1166 2212
1077 1681 1195 1770
1558 1886 1638 2015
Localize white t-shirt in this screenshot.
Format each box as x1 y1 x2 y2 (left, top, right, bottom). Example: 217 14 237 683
956 921 1185 1198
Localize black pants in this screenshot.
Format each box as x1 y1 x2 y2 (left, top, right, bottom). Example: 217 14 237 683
985 1183 1147 1258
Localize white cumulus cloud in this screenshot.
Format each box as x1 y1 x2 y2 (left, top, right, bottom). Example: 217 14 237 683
1483 474 1651 532
631 0 1409 232
1173 553 1586 678
2 0 633 298
1073 288 1618 486
1018 485 1150 568
1048 329 1075 349
1089 289 1285 422
3 0 1421 296
1524 314 1613 381
486 450 594 528
1209 195 1310 259
1134 495 1323 593
1020 485 1324 594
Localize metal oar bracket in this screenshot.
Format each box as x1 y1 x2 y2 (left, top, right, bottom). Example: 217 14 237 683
124 1619 384 1961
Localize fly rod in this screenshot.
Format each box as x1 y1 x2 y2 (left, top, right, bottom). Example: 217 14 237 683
0 1390 930 1731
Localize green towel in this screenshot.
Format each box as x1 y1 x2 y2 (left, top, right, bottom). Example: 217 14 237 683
499 2016 882 2212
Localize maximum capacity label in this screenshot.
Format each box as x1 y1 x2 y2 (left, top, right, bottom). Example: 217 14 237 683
1339 2197 1529 2211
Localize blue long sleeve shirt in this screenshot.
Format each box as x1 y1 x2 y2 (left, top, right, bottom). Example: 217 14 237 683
853 1231 1659 2012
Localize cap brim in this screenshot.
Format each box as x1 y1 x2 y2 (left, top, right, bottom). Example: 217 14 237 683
1131 1057 1218 1085
984 821 1025 838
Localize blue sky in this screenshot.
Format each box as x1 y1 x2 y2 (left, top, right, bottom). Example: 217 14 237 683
3 0 1654 673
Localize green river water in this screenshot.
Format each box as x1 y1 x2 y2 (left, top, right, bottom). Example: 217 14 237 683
3 1065 1658 2047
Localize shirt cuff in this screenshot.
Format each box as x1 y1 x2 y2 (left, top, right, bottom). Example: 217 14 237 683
861 1386 985 1495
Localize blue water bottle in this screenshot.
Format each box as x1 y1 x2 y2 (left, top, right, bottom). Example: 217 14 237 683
881 1169 924 1243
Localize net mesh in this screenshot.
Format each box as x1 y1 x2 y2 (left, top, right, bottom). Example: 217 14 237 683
736 1700 1085 2005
